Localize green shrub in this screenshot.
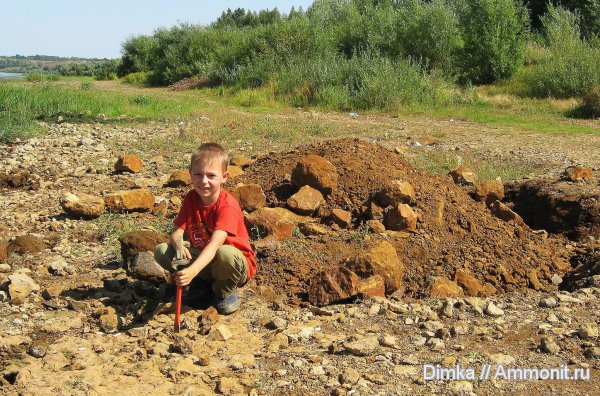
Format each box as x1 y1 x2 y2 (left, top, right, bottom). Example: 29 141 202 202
456 0 528 84
25 72 44 82
525 5 600 97
80 81 93 91
582 86 600 116
123 71 152 87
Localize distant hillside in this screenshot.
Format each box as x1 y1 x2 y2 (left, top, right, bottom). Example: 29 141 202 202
0 55 110 73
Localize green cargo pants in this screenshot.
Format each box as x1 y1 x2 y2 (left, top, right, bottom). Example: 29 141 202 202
154 242 247 298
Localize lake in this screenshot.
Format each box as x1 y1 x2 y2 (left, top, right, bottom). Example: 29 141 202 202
0 72 25 80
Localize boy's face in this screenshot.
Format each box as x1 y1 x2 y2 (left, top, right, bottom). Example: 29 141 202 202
189 160 229 205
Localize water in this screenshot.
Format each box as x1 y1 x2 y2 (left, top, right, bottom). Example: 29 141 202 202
0 72 25 80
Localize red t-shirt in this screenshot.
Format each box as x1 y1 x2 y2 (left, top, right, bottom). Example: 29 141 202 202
174 189 256 281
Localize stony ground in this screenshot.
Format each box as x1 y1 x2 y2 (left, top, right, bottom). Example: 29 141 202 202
1 111 599 396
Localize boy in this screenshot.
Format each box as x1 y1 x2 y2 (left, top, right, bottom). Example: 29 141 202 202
154 143 256 314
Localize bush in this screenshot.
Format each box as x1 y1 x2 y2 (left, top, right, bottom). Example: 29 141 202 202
456 0 528 84
123 71 153 87
524 5 600 97
582 86 600 116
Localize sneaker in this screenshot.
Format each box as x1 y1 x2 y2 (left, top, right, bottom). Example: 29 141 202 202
215 288 240 315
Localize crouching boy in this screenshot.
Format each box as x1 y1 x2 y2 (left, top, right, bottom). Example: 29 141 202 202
154 143 256 314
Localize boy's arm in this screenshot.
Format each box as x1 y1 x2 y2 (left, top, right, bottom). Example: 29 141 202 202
173 230 228 287
169 227 192 259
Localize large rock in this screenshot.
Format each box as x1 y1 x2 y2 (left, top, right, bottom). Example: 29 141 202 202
357 275 385 299
474 180 505 206
114 154 143 173
563 166 593 183
245 207 308 240
227 165 244 179
60 192 105 219
128 251 168 281
379 180 415 206
308 266 360 306
383 204 417 232
330 209 352 228
228 184 266 212
429 277 464 297
291 155 338 195
454 269 485 296
105 189 155 213
449 166 477 185
346 240 404 293
165 170 191 187
8 235 47 255
489 201 524 225
230 156 254 168
119 230 168 263
286 185 324 215
8 273 40 305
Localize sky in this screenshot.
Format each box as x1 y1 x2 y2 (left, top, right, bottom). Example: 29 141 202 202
1 0 315 59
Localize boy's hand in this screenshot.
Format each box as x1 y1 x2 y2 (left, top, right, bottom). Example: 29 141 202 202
181 246 192 260
173 266 199 287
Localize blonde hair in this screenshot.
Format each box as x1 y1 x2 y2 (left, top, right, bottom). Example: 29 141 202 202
190 142 229 172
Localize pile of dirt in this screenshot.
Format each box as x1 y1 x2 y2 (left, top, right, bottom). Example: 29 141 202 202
237 138 572 302
168 76 213 91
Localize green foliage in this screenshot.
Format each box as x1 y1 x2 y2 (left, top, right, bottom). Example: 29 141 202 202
524 5 600 97
524 0 600 38
456 0 528 84
123 71 153 87
582 86 600 117
80 81 93 91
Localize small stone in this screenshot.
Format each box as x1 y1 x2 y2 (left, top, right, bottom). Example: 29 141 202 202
98 307 119 333
309 365 325 375
330 209 352 228
60 192 105 219
343 336 379 356
42 284 63 300
8 273 40 305
286 185 324 215
380 335 396 347
551 274 563 285
578 323 598 340
28 345 47 358
539 297 558 308
489 353 515 365
47 256 70 276
266 318 287 330
441 299 454 318
449 167 477 185
451 324 469 336
451 381 473 396
211 324 232 341
484 301 504 317
114 154 143 173
339 368 360 385
0 263 11 273
540 336 560 354
368 304 382 316
584 347 600 359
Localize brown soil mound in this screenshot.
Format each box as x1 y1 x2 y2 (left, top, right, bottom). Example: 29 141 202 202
238 138 572 302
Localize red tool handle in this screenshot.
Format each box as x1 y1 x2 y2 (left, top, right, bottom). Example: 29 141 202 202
174 285 182 332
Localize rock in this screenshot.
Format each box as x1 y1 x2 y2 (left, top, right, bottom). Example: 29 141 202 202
474 179 505 206
228 184 266 212
42 284 63 300
489 353 515 365
451 381 473 396
310 366 325 375
484 301 504 317
218 377 244 395
118 230 168 263
8 273 39 304
380 335 396 347
539 297 558 308
379 180 415 206
165 170 191 187
550 274 563 285
383 204 417 232
330 209 352 228
210 324 232 341
298 222 328 236
357 275 385 299
0 263 11 272
344 336 379 356
340 368 361 384
366 219 385 233
430 277 464 297
454 269 485 296
451 324 469 336
227 165 244 179
28 345 47 358
346 240 404 293
527 270 544 291
114 154 143 173
245 207 308 240
563 166 593 183
47 256 71 276
449 166 477 185
105 189 155 212
199 306 220 335
128 251 168 281
440 299 454 318
308 266 360 306
170 196 182 206
266 318 287 330
98 307 119 333
489 201 524 225
585 347 600 359
60 192 105 219
291 154 338 195
0 291 6 302
0 242 7 262
540 336 560 354
286 185 324 215
230 155 254 168
8 235 47 255
578 323 598 340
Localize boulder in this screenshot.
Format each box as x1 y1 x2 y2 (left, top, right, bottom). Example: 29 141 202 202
8 273 40 305
60 192 105 219
449 166 477 185
308 266 360 306
245 207 308 241
454 269 485 296
8 235 46 255
165 170 191 187
286 185 324 215
227 165 244 179
291 155 338 195
383 204 417 232
228 184 266 212
105 189 155 213
429 277 464 297
563 166 593 183
474 180 505 206
118 230 168 263
128 251 168 281
330 209 352 228
230 156 254 168
298 222 328 236
346 240 404 293
357 275 386 299
366 220 385 233
114 154 143 173
489 201 524 225
379 180 415 206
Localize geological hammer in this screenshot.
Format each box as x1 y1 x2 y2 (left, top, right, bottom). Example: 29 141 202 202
172 234 191 333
